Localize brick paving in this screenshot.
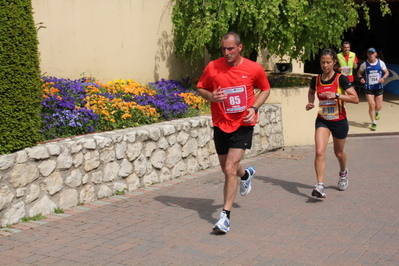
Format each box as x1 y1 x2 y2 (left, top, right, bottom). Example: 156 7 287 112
0 135 398 265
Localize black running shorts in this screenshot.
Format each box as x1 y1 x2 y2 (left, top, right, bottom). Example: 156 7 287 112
315 117 349 140
365 88 383 96
213 126 254 155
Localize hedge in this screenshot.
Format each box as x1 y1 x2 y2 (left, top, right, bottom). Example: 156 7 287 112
0 0 42 154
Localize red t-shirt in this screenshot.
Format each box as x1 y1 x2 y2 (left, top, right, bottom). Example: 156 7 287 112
197 57 270 133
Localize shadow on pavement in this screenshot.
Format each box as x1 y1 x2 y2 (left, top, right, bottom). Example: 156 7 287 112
257 176 324 203
348 120 370 129
385 98 399 105
154 195 241 224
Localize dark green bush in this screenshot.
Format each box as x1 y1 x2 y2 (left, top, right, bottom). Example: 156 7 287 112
0 0 42 154
268 74 311 88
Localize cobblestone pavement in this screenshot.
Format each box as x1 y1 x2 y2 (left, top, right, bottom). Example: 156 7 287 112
0 135 398 266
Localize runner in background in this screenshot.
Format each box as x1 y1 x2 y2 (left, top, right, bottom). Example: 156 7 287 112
357 47 389 131
337 41 358 83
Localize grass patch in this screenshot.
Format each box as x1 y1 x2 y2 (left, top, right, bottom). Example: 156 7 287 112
54 208 64 214
115 188 128 195
22 213 46 222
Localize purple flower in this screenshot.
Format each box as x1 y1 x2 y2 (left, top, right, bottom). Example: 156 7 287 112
39 76 199 141
40 77 99 140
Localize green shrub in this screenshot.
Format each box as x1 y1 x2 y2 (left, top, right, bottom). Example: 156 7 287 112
0 0 42 155
268 74 311 88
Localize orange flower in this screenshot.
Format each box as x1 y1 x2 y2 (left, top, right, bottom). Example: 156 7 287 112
122 113 132 119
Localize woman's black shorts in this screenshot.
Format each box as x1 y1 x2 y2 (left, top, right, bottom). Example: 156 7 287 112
315 117 349 139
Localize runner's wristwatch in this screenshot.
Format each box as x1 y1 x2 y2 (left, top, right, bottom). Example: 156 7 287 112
335 93 341 99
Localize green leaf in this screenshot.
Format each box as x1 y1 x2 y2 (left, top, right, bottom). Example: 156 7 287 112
170 0 390 63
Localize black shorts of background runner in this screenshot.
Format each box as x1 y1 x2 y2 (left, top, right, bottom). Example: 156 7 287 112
213 126 254 155
315 117 349 139
364 88 384 96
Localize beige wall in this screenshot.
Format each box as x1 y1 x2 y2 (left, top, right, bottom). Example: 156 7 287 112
32 0 204 84
32 0 310 146
267 86 318 146
32 0 303 84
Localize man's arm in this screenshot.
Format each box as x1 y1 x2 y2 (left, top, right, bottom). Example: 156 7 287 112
353 54 358 70
197 88 212 101
252 89 270 109
197 87 226 103
380 68 389 83
353 61 358 70
242 89 270 124
357 67 365 84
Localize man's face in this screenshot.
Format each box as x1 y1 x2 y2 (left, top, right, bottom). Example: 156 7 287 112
367 51 377 61
342 44 351 55
221 35 242 66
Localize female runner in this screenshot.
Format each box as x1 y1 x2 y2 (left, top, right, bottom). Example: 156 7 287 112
306 48 359 198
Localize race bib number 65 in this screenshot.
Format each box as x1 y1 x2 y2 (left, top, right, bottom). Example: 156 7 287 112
221 85 248 113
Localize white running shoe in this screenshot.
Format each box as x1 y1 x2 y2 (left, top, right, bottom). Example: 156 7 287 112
213 211 230 233
338 168 349 191
240 166 255 196
311 184 326 198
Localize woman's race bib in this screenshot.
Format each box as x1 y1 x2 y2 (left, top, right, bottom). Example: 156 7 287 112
318 100 339 120
221 85 248 113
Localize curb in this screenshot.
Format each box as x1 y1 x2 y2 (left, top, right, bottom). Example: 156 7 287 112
348 131 399 137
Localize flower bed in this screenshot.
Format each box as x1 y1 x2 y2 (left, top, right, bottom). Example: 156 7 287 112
39 73 311 142
40 77 208 141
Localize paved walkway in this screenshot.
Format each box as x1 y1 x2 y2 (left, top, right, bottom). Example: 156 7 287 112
0 134 398 265
1 89 398 266
346 91 399 134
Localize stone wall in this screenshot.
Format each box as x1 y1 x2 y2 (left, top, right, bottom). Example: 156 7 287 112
0 104 283 227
